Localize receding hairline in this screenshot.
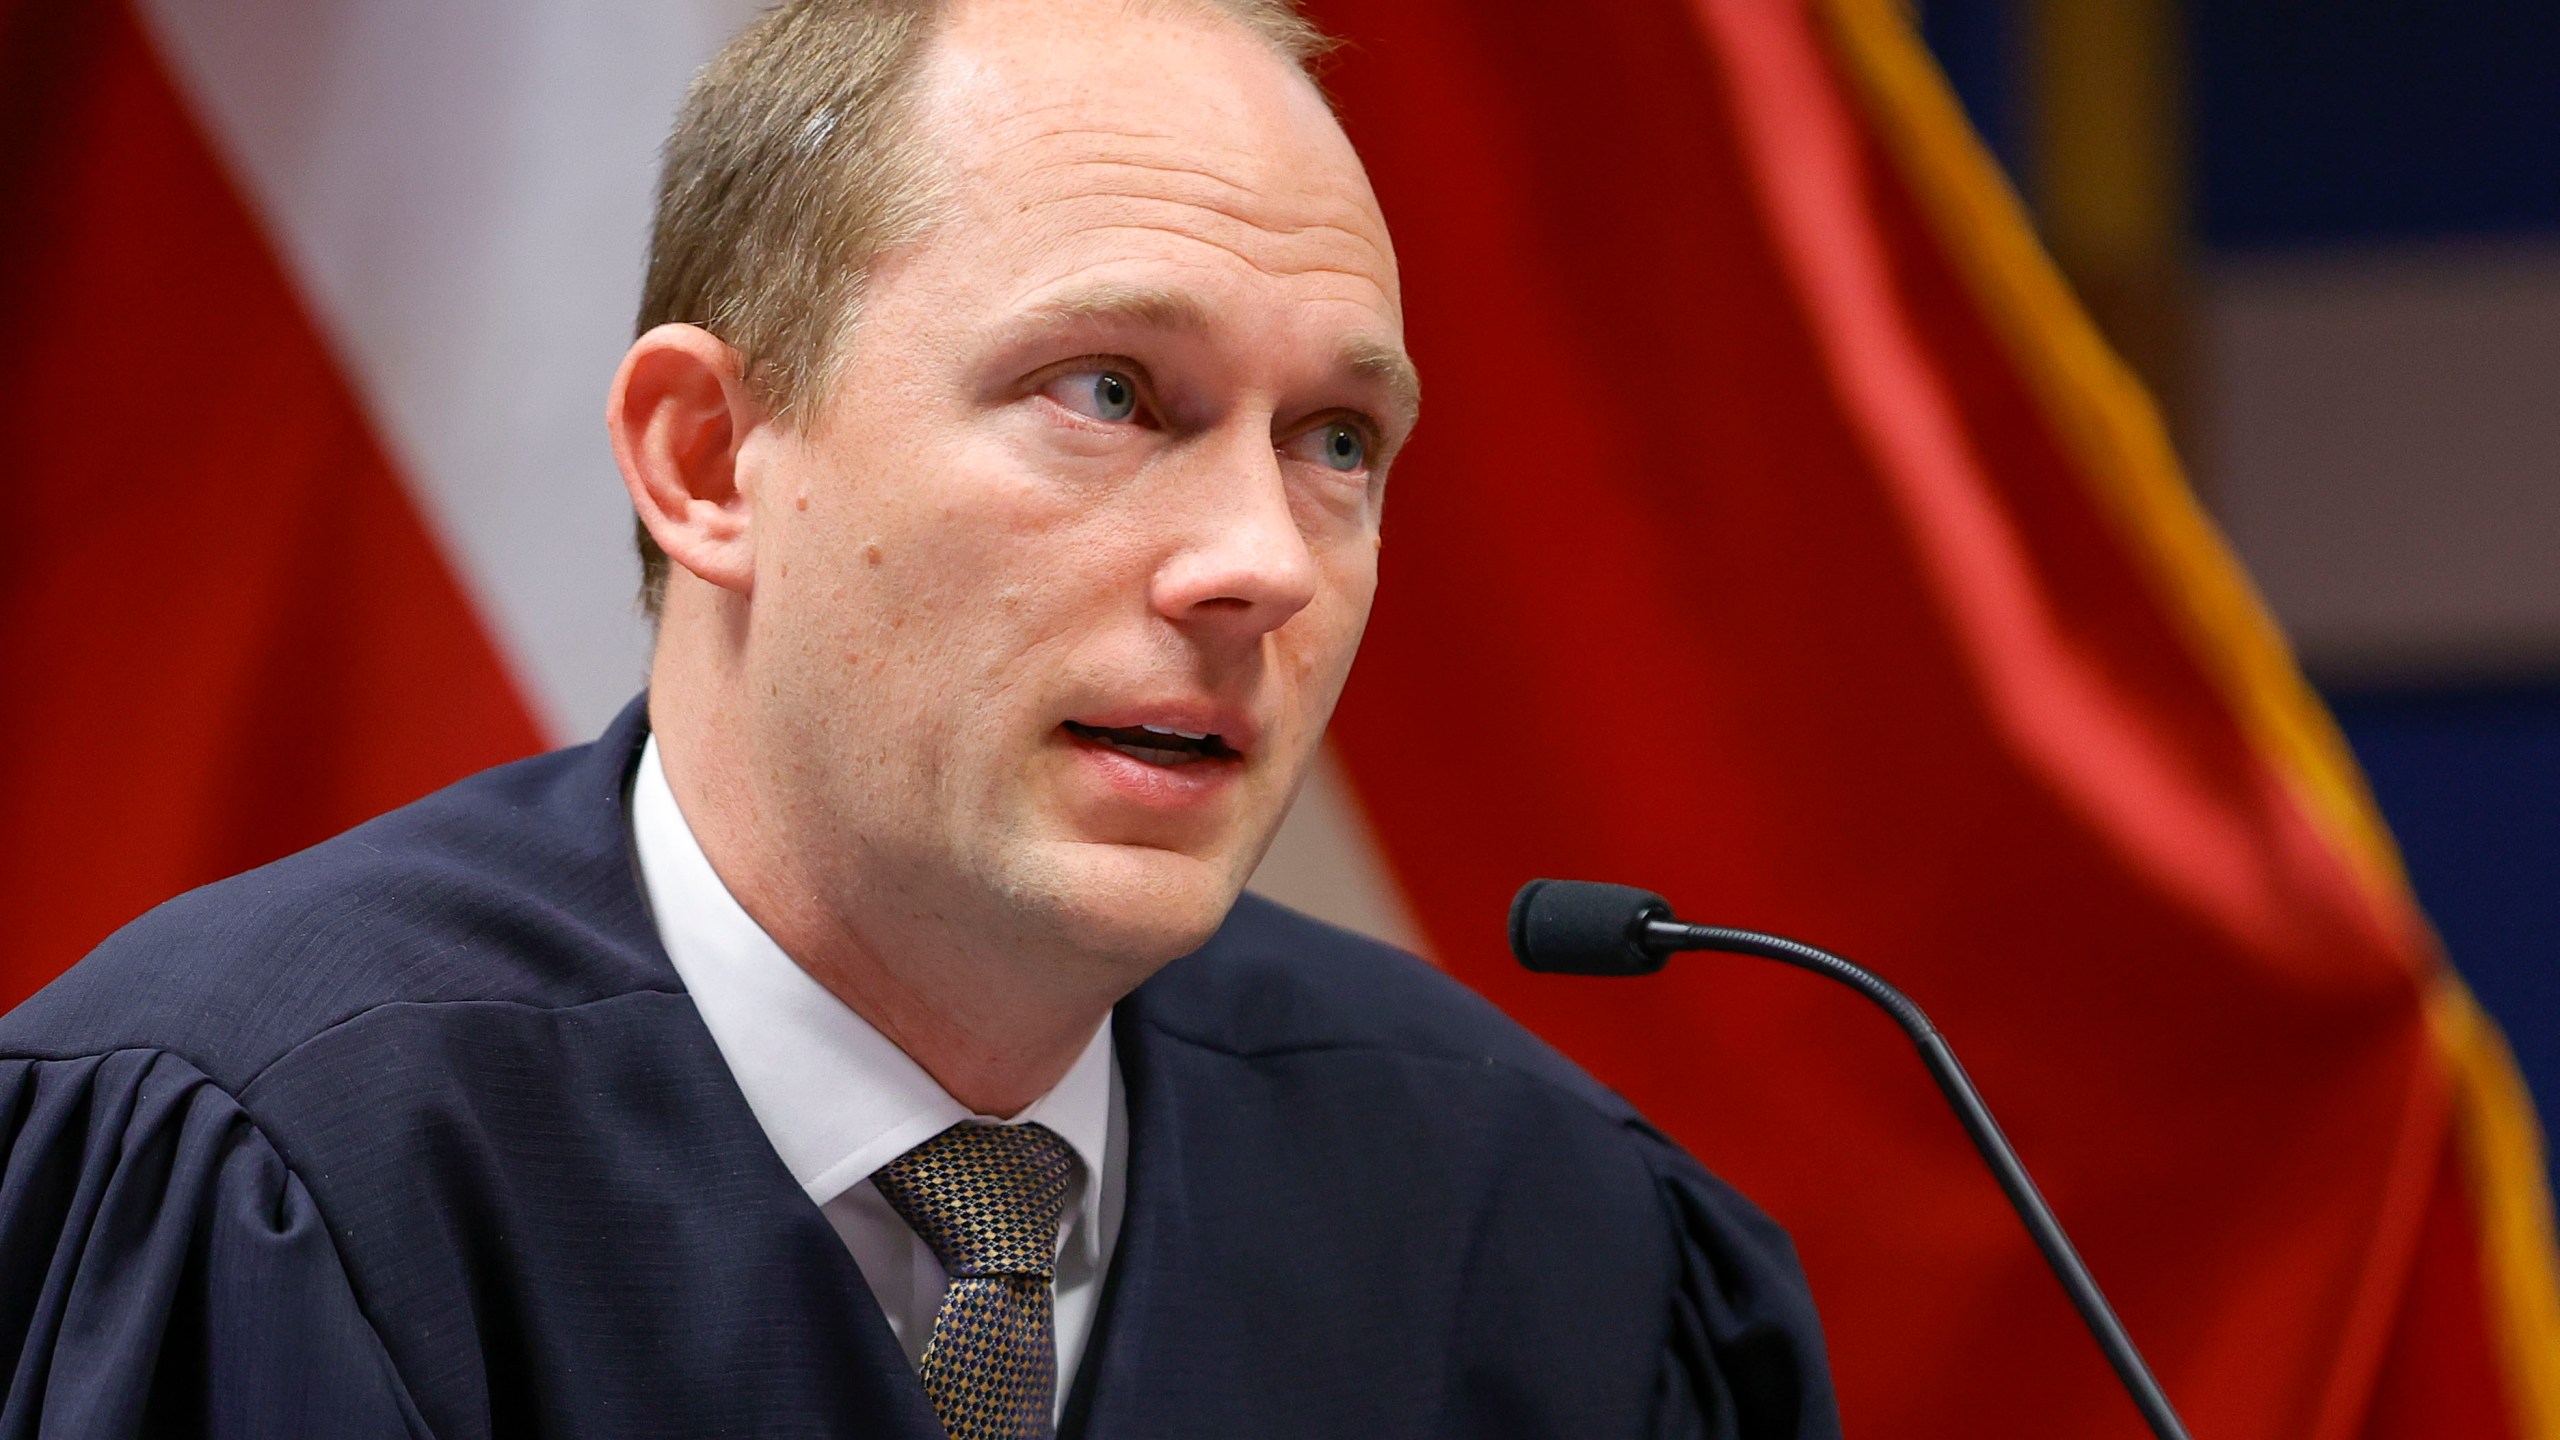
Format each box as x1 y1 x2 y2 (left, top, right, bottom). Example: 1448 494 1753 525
660 0 1336 389
631 0 1351 616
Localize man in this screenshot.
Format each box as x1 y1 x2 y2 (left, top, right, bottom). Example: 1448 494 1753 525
0 1 1838 1435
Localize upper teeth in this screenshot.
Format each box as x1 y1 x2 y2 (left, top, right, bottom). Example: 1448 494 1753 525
1140 725 1213 741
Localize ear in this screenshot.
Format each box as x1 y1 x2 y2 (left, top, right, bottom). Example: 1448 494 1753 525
608 324 766 597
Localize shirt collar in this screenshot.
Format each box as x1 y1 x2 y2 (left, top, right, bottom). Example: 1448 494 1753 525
629 734 1116 1263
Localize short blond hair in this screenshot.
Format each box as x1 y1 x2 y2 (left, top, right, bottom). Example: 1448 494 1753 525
631 0 1335 616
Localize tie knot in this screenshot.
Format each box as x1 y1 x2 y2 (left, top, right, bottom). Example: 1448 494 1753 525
872 1121 1078 1279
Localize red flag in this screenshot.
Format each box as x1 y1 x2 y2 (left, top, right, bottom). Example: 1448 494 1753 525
1303 0 2560 1433
5 0 2553 1433
0 0 544 1003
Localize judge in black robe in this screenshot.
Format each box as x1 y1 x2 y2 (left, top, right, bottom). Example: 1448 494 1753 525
0 702 1838 1437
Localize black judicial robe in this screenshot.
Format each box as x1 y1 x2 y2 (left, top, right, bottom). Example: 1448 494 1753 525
0 701 1839 1439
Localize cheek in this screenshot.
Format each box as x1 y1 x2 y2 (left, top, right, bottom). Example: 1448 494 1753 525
1276 545 1381 697
774 450 1043 631
1315 533 1383 640
785 487 1149 741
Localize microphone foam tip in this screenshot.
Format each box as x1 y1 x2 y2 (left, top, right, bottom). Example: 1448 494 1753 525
1509 879 1673 977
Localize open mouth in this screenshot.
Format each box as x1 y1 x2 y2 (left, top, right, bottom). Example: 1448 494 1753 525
1062 720 1242 768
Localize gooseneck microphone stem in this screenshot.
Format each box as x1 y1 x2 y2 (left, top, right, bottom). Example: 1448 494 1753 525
1508 880 2191 1438
1642 919 2192 1440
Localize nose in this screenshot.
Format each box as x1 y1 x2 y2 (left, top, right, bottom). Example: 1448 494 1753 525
1149 435 1320 646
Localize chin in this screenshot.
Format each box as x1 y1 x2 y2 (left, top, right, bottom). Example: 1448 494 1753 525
1003 839 1245 968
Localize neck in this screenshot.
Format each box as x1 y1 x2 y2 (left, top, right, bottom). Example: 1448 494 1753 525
648 629 1115 1118
750 866 1114 1118
778 921 1109 1118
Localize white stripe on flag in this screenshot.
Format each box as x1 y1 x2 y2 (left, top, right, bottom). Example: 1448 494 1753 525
137 0 762 740
133 0 1421 949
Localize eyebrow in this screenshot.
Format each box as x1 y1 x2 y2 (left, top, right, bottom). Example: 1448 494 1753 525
1015 281 1423 430
1018 282 1214 335
1341 336 1423 430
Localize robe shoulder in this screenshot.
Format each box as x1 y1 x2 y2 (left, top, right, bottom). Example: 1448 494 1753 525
0 692 1840 1438
1138 896 1843 1439
0 1048 423 1434
0 704 766 1437
0 709 667 1093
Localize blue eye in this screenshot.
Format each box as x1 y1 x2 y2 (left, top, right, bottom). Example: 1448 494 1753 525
1041 368 1143 423
1318 423 1365 472
1088 371 1137 422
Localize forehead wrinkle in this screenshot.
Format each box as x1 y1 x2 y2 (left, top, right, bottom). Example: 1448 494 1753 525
1022 174 1397 289
1032 156 1379 238
1059 154 1258 199
987 109 1180 142
1028 187 1387 253
979 120 1255 193
1039 219 1394 293
991 122 1370 221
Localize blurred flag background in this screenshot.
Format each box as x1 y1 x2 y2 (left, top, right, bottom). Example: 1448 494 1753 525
3 0 2554 1436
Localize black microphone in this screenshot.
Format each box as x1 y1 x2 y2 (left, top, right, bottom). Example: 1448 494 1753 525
1510 879 2193 1440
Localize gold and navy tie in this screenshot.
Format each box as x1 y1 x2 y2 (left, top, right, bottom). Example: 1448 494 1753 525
871 1121 1078 1440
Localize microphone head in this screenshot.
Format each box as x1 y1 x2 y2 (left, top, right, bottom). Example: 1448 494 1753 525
1509 879 1674 976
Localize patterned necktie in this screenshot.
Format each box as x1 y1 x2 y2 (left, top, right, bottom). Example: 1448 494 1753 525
871 1121 1078 1440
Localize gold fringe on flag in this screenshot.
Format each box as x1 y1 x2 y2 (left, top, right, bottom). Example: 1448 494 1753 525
1811 0 2560 1433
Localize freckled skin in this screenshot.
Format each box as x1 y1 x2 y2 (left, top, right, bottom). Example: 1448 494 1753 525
616 0 1415 1114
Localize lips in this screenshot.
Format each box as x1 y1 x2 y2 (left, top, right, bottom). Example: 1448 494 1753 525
1061 720 1242 768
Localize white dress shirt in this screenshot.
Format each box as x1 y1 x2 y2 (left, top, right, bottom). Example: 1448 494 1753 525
629 736 1126 1413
